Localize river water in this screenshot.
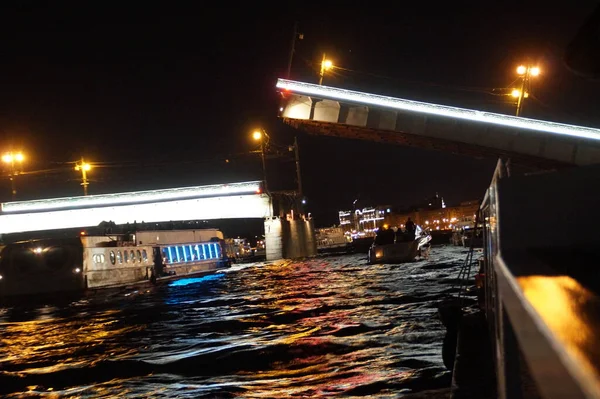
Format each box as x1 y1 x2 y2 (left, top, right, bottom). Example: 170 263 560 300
0 245 468 398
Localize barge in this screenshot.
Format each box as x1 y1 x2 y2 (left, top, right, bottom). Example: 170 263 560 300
0 229 230 298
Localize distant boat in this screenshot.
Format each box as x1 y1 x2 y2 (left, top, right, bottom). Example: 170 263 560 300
450 222 483 248
315 226 352 254
0 229 230 299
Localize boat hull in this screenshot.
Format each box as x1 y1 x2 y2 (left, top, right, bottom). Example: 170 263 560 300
156 260 229 283
0 260 230 301
368 241 419 264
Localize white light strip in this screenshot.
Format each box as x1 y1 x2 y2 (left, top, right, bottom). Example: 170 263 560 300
1 181 262 214
360 217 385 222
0 194 272 235
277 79 600 141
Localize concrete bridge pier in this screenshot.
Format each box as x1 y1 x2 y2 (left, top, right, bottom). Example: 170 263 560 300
264 215 317 261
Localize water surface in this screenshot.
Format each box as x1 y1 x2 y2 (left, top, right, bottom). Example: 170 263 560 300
0 245 467 398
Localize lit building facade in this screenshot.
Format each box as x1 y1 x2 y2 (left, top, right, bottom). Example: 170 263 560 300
338 205 391 237
384 200 480 231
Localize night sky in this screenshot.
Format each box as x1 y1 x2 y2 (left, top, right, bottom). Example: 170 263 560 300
0 2 599 228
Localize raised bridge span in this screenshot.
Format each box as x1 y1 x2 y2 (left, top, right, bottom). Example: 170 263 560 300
276 79 600 169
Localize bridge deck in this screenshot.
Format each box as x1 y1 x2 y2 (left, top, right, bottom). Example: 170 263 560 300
0 181 272 235
277 79 600 168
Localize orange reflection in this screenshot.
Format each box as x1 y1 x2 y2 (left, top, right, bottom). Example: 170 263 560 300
518 275 600 386
0 309 143 375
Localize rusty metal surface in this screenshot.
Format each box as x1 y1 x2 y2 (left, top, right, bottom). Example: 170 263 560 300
283 118 571 170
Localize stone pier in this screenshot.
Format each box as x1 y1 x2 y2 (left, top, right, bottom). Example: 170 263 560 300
264 216 317 261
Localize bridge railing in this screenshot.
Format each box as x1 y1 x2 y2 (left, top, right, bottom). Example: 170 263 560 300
481 159 600 399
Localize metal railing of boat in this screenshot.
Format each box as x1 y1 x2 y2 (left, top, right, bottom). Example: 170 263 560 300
482 159 600 399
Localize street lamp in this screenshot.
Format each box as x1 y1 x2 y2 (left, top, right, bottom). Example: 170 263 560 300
252 130 304 213
286 21 304 79
74 157 92 196
511 89 529 99
252 129 269 193
514 64 540 117
319 53 334 85
2 151 25 200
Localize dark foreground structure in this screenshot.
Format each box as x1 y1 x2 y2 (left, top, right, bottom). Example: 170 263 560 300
446 160 600 398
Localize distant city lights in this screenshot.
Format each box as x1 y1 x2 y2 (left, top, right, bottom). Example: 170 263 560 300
276 79 600 141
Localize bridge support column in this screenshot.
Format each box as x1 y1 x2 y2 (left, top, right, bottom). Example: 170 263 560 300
264 216 317 261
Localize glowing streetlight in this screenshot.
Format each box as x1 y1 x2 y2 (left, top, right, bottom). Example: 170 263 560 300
250 129 304 212
252 129 269 193
319 53 334 85
74 157 92 196
511 89 528 98
514 64 541 116
2 151 25 200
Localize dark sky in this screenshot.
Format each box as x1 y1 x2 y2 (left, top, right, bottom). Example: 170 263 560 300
0 2 599 227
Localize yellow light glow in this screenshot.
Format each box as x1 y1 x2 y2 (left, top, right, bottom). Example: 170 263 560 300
322 60 333 70
2 152 25 163
383 224 389 229
517 65 527 75
511 89 521 98
82 163 91 171
518 275 596 383
530 67 540 76
252 131 262 141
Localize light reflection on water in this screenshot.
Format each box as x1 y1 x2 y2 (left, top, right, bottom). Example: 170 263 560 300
0 246 467 398
168 273 225 288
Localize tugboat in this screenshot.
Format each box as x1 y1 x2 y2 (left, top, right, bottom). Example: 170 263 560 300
367 225 432 264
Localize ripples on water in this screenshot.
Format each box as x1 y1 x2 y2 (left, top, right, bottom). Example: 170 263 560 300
0 245 468 398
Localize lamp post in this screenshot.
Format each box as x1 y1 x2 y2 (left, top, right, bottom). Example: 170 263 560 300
252 130 305 213
288 136 305 213
74 157 92 196
252 130 269 193
319 53 334 85
514 65 540 117
2 151 25 200
286 21 304 79
293 136 303 200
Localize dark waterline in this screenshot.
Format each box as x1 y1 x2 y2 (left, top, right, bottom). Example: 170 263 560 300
0 246 468 398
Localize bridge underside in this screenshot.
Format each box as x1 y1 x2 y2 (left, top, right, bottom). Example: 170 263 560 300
284 118 569 170
277 79 600 169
